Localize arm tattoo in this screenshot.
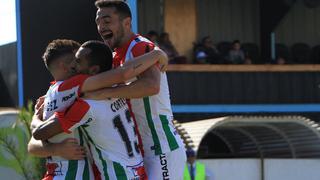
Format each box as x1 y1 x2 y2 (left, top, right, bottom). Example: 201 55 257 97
133 63 143 70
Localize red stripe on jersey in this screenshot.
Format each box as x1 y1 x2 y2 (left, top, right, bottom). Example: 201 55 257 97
55 99 90 133
113 34 140 68
131 41 155 57
126 99 145 157
92 162 101 180
131 41 160 69
58 74 90 96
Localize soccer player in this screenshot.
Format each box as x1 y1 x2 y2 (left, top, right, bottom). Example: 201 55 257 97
28 39 168 179
93 1 186 179
33 42 147 178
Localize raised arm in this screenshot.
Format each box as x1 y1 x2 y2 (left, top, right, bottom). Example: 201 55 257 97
81 48 167 93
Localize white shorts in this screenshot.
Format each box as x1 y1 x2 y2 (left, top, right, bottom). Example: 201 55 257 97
143 147 187 180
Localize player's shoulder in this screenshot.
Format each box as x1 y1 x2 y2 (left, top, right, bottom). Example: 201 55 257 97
58 74 90 92
131 37 155 57
85 99 109 108
85 99 113 115
46 81 63 94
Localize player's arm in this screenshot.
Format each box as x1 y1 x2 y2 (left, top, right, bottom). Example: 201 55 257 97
33 99 90 141
32 116 64 140
30 96 45 131
30 97 62 141
29 106 85 159
83 65 160 99
83 43 161 99
28 137 85 160
80 47 167 93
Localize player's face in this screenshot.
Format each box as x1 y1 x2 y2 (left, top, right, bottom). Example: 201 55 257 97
75 47 91 74
60 52 77 78
96 7 125 49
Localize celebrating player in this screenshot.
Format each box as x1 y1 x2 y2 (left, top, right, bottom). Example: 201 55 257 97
33 41 149 179
28 39 168 179
92 1 186 179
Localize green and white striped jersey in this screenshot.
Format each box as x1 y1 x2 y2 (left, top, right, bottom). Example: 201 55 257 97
117 35 185 157
43 80 94 179
58 98 145 179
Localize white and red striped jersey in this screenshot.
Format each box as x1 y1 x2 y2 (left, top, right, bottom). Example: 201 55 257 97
113 34 184 157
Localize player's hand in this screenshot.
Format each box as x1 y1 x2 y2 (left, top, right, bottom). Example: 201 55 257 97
35 95 45 109
154 46 168 72
55 138 86 160
34 96 45 120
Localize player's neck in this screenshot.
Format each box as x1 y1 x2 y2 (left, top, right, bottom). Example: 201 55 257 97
119 31 135 48
54 77 65 81
53 73 69 81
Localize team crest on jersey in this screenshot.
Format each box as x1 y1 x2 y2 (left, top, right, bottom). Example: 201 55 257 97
130 165 146 180
46 162 64 176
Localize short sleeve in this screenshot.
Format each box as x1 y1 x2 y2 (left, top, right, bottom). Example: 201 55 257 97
131 42 155 58
130 42 161 70
55 99 91 133
58 74 90 96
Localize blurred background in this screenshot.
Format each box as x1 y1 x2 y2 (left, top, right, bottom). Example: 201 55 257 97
1 0 320 179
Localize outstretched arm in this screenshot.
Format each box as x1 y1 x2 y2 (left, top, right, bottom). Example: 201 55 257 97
80 48 167 93
83 65 161 99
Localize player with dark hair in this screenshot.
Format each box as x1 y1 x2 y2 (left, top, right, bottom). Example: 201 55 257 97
92 1 186 179
28 39 168 180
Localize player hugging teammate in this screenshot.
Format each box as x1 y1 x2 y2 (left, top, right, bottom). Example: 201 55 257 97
28 1 186 180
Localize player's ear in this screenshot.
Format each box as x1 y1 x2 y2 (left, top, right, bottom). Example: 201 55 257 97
88 65 100 75
123 17 131 29
59 61 68 73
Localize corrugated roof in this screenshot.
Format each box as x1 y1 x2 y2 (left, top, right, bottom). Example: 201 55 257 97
178 116 320 158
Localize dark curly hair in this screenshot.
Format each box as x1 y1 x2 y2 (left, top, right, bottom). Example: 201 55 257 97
42 39 80 70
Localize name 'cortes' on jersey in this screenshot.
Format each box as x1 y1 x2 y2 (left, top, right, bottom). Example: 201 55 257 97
110 98 127 112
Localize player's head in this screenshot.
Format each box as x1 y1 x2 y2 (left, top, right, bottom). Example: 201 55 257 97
75 40 113 75
42 39 80 80
95 0 132 49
